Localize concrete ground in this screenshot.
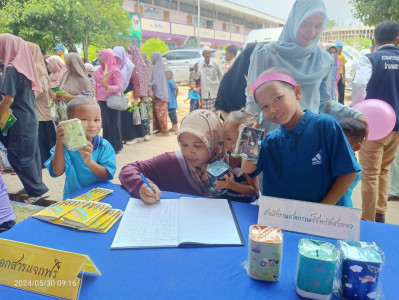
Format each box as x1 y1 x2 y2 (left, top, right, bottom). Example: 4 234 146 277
2 87 398 225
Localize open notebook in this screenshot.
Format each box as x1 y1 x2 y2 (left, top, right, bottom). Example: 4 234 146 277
111 197 244 249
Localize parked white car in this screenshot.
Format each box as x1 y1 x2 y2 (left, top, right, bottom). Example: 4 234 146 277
162 48 217 85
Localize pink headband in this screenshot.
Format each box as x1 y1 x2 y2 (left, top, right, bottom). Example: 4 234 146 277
252 73 297 95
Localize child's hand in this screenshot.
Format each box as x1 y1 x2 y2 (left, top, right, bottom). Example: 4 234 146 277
58 92 73 102
55 125 65 143
78 142 93 165
216 173 235 190
139 183 162 204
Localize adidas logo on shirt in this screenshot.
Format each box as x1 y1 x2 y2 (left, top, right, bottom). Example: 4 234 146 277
312 150 322 165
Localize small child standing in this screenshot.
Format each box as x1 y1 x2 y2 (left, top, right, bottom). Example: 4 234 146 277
336 118 366 207
185 80 201 112
326 45 342 101
45 98 116 199
166 70 179 134
215 109 259 203
241 67 361 205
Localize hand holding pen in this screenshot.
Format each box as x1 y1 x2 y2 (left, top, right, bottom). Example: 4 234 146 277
139 173 161 204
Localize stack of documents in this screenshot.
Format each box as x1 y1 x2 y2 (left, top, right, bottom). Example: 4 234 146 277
73 188 114 202
33 199 122 233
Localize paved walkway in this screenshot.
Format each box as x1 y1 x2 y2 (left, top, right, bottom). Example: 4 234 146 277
2 87 398 225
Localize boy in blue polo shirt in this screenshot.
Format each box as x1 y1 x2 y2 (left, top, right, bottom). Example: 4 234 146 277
45 98 116 199
242 68 361 205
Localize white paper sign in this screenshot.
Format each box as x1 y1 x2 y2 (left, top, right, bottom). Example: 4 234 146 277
257 196 361 240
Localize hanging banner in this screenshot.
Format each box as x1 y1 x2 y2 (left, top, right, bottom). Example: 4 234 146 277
129 12 142 40
0 238 101 300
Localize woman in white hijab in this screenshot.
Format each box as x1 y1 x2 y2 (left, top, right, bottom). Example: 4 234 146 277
246 0 366 132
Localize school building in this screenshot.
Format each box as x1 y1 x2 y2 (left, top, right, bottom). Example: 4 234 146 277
123 0 285 49
320 26 375 43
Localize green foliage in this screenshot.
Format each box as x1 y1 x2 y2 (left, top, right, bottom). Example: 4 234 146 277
350 0 399 26
345 37 372 50
0 0 130 60
327 19 336 28
140 38 169 61
82 44 101 62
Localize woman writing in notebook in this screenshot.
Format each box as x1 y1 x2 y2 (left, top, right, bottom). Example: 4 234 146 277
119 109 225 204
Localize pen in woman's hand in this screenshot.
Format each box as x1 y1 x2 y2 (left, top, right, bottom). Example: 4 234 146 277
140 173 160 203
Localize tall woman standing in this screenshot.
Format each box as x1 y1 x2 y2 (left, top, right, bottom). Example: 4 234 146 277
95 49 124 153
57 53 93 102
0 34 48 202
150 52 170 136
27 41 56 168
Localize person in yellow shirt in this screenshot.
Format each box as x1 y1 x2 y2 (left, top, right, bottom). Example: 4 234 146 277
53 44 66 62
335 42 345 104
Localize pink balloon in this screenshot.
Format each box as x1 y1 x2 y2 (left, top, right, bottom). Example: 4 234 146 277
353 99 396 141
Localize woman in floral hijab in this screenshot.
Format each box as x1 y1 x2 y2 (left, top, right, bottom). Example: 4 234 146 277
119 110 225 204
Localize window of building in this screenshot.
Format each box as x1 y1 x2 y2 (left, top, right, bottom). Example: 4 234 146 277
218 12 230 22
232 16 244 25
180 2 194 14
140 0 153 4
256 24 262 29
206 20 213 29
245 21 256 29
143 6 163 19
154 0 177 10
195 7 215 19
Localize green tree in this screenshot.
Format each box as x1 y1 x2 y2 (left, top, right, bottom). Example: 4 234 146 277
345 37 372 50
327 19 336 28
0 0 130 61
350 0 399 25
140 38 169 60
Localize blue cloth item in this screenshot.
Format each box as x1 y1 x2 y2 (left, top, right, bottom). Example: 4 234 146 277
53 44 65 51
1 182 398 299
190 99 199 112
365 45 399 131
168 108 178 124
252 110 361 202
168 79 177 109
335 42 344 47
337 170 361 207
188 90 201 100
45 135 116 199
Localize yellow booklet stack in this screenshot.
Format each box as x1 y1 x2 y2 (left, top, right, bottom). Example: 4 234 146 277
33 199 122 234
73 188 114 202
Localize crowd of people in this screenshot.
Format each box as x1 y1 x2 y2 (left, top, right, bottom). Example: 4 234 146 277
0 0 399 233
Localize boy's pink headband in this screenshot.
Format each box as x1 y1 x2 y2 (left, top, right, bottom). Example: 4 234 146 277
252 73 297 95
